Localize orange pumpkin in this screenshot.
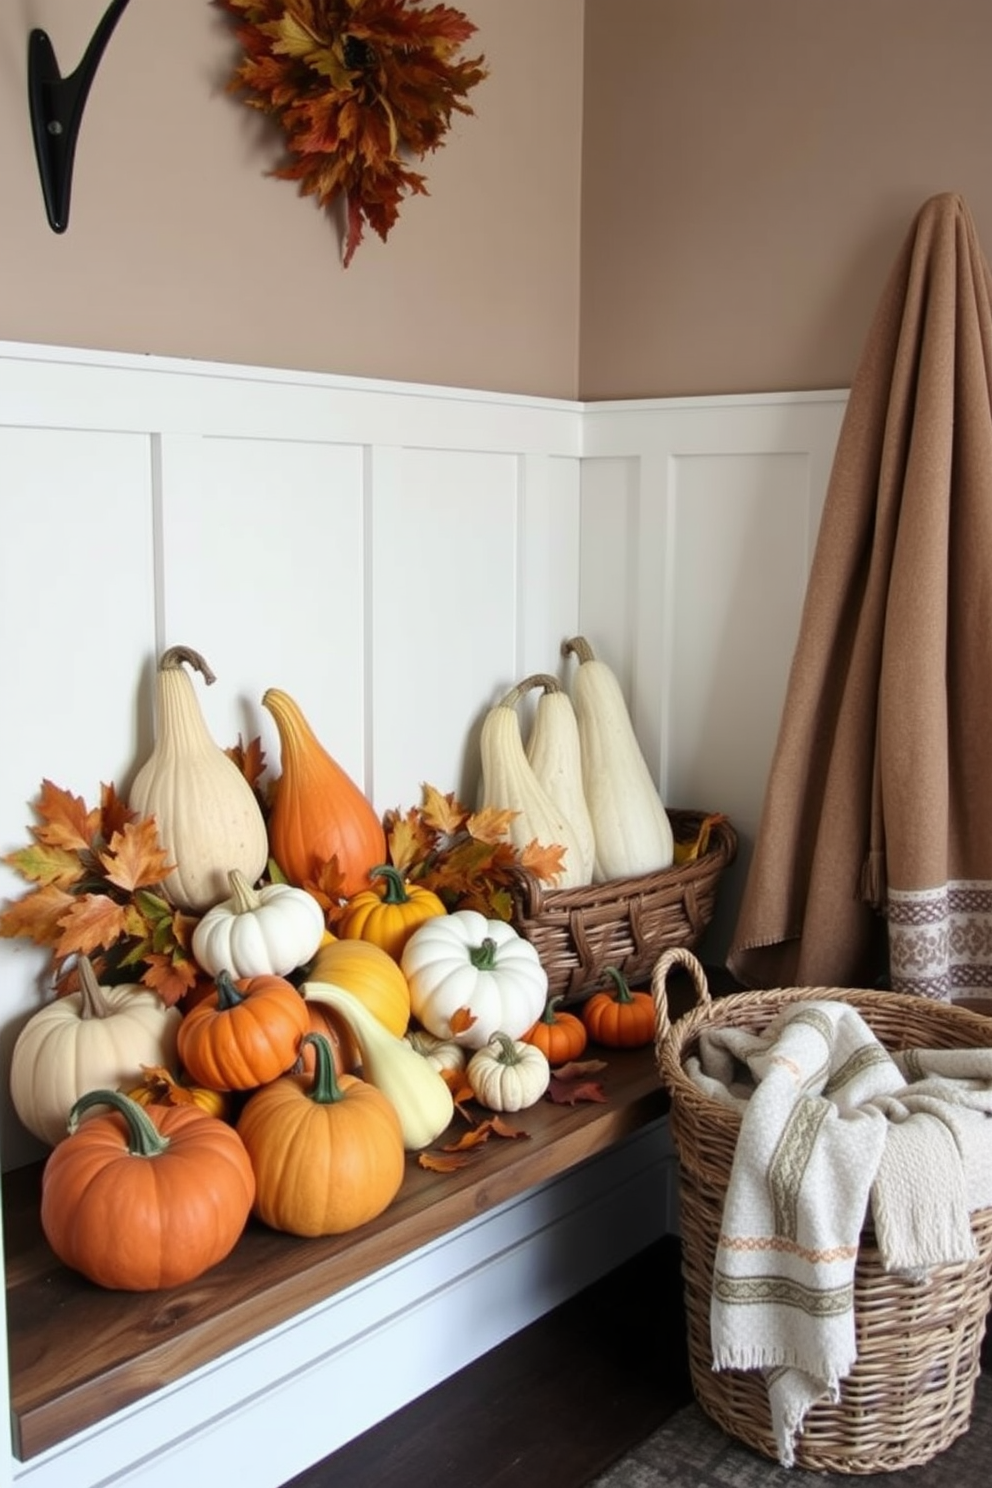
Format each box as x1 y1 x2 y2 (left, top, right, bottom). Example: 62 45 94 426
177 970 310 1091
580 966 655 1048
305 937 411 1039
237 1033 405 1236
523 996 588 1065
337 864 447 961
262 688 386 898
41 1090 255 1290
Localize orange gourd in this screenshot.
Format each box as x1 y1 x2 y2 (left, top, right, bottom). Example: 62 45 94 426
262 688 386 898
299 998 356 1077
41 1090 255 1290
237 1033 405 1236
177 970 310 1091
305 937 411 1039
337 864 447 961
523 996 588 1065
580 966 655 1048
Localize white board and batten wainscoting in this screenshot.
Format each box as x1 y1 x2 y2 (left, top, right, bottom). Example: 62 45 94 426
0 341 847 1488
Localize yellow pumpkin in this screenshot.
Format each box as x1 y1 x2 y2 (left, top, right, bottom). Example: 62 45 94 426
305 938 411 1038
337 864 447 961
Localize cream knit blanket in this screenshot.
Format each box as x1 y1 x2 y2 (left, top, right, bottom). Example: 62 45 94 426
686 1002 992 1467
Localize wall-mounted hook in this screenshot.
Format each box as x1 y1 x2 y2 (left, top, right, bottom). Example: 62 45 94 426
28 0 135 233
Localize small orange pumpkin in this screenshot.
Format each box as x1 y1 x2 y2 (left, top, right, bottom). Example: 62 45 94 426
580 966 655 1048
337 864 447 961
41 1089 255 1290
262 687 387 898
237 1033 405 1236
177 970 310 1091
522 996 588 1065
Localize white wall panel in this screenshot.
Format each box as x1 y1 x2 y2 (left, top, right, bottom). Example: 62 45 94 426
156 434 367 790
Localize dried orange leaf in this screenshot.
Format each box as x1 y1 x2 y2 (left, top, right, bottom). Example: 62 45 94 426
547 1073 609 1106
417 1149 474 1172
31 778 102 853
448 1006 478 1036
98 818 175 894
53 894 129 960
0 882 76 945
673 812 728 864
519 838 568 884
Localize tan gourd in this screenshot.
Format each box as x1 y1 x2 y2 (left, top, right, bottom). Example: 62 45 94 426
561 636 674 880
129 646 269 912
478 677 591 889
521 673 596 884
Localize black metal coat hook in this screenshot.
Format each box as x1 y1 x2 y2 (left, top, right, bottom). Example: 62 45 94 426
28 0 135 233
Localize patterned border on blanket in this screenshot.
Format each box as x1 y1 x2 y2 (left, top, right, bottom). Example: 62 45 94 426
887 880 992 999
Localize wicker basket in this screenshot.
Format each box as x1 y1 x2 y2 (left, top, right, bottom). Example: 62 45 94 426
650 944 992 1475
508 809 737 1005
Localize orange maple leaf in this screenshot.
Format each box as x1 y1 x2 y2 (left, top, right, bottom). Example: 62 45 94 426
98 818 175 894
30 778 102 853
420 783 469 837
465 805 518 845
519 838 568 885
3 842 83 891
139 951 199 1008
54 893 130 960
384 809 435 873
448 1006 478 1036
417 1149 474 1172
0 882 76 945
99 781 137 842
226 733 268 794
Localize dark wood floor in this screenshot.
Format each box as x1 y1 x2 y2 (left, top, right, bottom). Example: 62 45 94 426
283 1234 693 1488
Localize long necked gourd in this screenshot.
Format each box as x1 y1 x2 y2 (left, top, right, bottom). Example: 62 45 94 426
129 646 269 912
561 636 674 880
520 673 596 884
478 676 592 889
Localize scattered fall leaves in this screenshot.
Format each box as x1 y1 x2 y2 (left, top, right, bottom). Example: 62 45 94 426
0 780 198 1005
216 0 488 266
673 812 729 865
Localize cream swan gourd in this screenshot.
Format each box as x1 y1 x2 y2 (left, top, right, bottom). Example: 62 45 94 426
478 675 592 889
129 646 269 913
561 635 674 879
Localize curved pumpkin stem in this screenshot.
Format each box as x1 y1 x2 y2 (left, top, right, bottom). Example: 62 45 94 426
561 635 595 665
227 868 262 914
214 968 248 1010
540 995 565 1025
497 673 563 709
370 864 414 905
67 1089 171 1155
488 1030 526 1065
603 966 635 1003
158 645 216 685
301 1032 348 1104
468 937 499 972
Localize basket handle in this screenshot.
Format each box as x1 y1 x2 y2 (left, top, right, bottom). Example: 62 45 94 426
650 946 710 1066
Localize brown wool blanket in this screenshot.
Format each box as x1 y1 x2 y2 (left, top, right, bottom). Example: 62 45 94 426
728 192 992 1000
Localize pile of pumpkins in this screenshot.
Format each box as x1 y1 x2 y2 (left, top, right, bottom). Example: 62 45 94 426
9 644 659 1294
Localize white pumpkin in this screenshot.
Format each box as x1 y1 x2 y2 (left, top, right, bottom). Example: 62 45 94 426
192 869 325 979
9 957 182 1147
401 910 548 1050
467 1032 551 1112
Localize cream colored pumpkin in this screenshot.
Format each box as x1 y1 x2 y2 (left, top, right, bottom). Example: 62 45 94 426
523 673 596 884
561 636 674 880
404 1026 467 1074
129 646 269 913
401 910 548 1050
192 869 325 979
466 1031 551 1112
9 957 182 1147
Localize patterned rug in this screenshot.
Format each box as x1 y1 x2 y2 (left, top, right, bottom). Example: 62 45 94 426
586 1373 992 1486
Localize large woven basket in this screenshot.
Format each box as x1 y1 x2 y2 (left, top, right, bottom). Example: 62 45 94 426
651 944 992 1475
508 809 737 1004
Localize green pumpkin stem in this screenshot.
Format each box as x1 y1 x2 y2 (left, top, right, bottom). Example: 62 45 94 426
302 1032 347 1104
76 955 112 1020
214 968 247 1010
370 864 412 905
489 1030 525 1065
604 966 634 1003
540 996 565 1025
469 937 499 971
67 1089 171 1156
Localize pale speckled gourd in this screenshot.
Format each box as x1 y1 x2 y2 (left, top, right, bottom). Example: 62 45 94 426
478 675 592 890
129 646 269 913
561 635 674 880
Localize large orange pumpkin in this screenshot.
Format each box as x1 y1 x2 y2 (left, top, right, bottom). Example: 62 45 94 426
262 687 386 898
41 1090 255 1290
177 970 310 1091
237 1033 405 1236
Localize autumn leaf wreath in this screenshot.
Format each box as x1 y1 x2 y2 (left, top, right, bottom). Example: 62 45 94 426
216 0 488 265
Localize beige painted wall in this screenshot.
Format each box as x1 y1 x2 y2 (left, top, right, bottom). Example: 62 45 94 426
6 3 992 401
580 0 992 399
1 0 583 398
